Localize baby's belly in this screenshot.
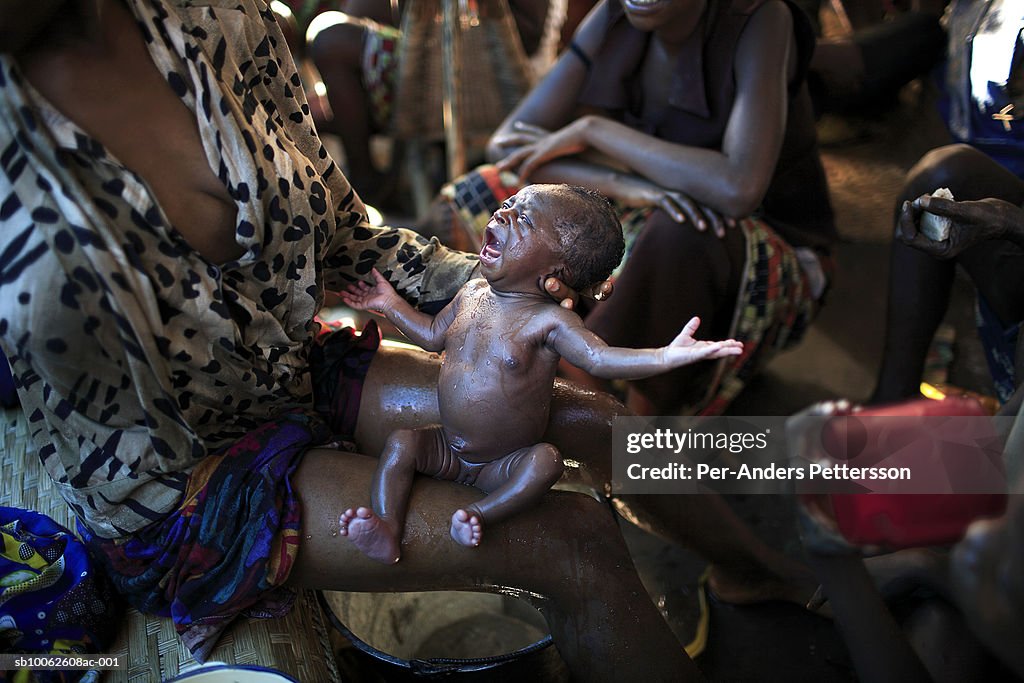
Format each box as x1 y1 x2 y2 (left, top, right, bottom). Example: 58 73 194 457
437 363 552 459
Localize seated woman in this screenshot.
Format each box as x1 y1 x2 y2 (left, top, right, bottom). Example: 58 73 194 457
0 0 814 679
871 144 1024 405
871 2 1024 405
808 185 1024 681
436 0 838 416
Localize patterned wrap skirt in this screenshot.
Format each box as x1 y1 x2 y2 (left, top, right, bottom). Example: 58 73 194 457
79 322 381 662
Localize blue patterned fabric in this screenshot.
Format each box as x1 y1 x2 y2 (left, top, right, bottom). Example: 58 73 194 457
0 508 120 683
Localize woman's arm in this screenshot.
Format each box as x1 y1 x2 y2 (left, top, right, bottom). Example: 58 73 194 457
493 1 797 219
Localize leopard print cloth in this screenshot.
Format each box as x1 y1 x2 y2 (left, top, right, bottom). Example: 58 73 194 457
0 0 477 538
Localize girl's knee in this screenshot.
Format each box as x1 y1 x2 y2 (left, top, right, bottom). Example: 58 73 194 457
634 210 740 290
908 143 970 182
904 144 1005 202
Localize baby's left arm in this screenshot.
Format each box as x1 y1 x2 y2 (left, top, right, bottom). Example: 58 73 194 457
548 312 742 380
341 269 458 352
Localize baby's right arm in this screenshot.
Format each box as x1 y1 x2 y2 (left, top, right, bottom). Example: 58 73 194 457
341 269 459 352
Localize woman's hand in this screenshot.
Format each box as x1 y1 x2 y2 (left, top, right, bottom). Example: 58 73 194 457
609 175 737 237
543 276 614 311
898 194 1020 258
495 117 591 180
489 120 550 156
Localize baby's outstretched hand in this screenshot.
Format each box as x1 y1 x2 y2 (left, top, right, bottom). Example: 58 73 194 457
339 268 400 313
664 317 743 365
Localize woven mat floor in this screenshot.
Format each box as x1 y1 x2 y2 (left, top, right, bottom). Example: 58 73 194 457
1 407 342 682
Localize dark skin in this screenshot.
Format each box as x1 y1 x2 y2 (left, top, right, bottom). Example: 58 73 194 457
485 0 797 414
340 185 740 561
4 4 706 680
872 144 1024 403
487 0 796 237
5 2 823 677
798 385 1024 681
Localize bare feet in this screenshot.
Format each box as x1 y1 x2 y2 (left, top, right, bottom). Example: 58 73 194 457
450 508 483 547
338 507 401 564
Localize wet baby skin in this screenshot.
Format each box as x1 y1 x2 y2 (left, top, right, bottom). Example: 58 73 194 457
340 185 742 563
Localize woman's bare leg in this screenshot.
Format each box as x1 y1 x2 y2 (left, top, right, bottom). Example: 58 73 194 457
873 144 1024 403
539 377 816 604
289 449 700 682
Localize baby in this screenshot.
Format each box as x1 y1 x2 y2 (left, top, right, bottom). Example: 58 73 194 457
340 184 742 563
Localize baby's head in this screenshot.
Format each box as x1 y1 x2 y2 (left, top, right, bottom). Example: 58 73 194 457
479 184 624 294
547 185 624 291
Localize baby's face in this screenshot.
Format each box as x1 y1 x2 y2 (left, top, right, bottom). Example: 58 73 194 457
478 185 566 293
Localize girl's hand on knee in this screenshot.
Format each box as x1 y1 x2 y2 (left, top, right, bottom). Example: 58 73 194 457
610 179 737 237
899 195 1019 258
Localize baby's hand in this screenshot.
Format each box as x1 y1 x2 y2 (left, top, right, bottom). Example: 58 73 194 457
663 317 743 366
339 268 400 313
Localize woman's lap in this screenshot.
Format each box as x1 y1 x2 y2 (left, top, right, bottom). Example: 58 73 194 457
80 410 327 661
80 323 383 660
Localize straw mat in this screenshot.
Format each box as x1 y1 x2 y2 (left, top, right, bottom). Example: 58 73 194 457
1 408 342 682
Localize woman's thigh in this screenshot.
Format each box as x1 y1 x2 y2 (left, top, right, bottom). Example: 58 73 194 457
286 447 700 681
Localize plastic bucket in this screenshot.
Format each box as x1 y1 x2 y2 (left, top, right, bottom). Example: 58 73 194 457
166 664 298 682
319 591 569 681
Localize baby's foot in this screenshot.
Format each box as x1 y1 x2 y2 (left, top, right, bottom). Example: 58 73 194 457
339 507 401 564
450 509 483 548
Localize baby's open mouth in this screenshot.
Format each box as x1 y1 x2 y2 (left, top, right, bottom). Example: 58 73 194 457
480 227 503 263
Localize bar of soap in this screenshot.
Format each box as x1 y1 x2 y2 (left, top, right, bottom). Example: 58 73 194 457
920 187 954 241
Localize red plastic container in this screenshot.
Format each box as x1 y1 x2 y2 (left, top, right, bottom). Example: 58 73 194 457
809 396 1007 549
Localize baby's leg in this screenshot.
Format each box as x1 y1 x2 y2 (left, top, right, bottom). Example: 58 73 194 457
340 425 447 563
451 443 564 548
